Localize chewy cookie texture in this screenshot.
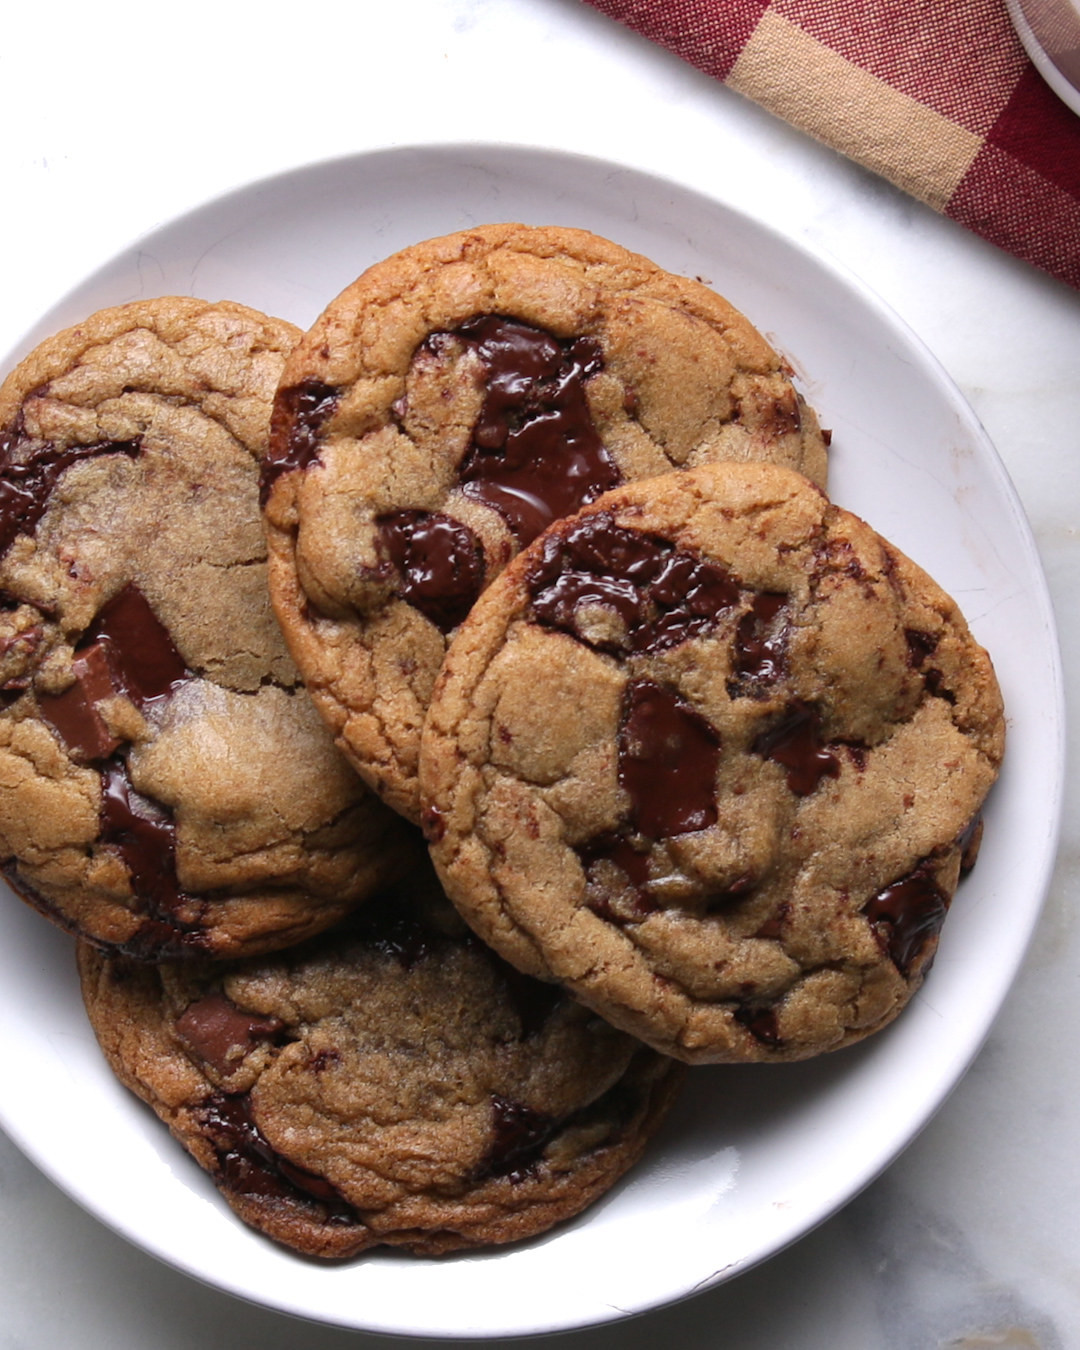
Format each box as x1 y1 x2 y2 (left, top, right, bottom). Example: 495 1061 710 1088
78 861 683 1258
421 462 1005 1064
262 223 830 822
0 298 411 960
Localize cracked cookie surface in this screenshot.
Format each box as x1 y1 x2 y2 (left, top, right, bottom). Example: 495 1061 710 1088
420 461 1005 1064
262 224 829 822
0 297 411 959
77 860 683 1258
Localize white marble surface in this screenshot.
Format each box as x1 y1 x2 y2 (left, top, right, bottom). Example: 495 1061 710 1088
0 1 1077 1345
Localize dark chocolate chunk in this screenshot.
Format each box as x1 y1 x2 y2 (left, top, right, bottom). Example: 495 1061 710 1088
99 757 186 918
38 645 124 760
904 628 938 667
175 992 284 1075
957 814 983 874
376 509 485 632
579 831 653 892
863 861 949 976
201 1091 355 1215
530 568 643 647
476 1094 558 1184
619 679 720 839
0 418 141 558
451 316 618 545
260 379 340 504
88 584 188 705
578 831 658 921
634 552 739 652
38 584 188 760
730 591 788 688
527 512 738 654
528 514 667 649
734 1003 782 1046
752 700 840 795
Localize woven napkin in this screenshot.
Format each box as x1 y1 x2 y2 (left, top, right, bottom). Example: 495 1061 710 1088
584 0 1080 289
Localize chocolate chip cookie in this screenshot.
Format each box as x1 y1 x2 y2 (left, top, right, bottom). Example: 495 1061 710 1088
420 461 1005 1064
77 861 683 1258
262 224 829 821
0 297 411 960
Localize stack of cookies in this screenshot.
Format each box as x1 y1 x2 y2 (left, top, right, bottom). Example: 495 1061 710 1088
0 225 1005 1260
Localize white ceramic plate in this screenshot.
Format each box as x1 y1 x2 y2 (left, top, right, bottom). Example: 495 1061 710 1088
0 144 1063 1339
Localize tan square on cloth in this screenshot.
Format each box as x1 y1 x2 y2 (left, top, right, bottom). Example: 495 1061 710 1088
585 0 1080 289
728 12 983 210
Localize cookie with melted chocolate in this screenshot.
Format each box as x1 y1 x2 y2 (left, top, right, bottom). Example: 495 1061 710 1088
77 861 682 1258
420 461 1005 1064
0 298 411 960
262 224 829 822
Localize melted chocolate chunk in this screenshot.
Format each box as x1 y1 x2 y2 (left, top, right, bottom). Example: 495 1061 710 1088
89 584 188 704
730 592 788 689
527 513 738 655
637 553 740 651
420 804 446 844
260 379 340 504
38 645 124 760
577 832 657 920
530 568 643 647
734 1003 782 1046
0 419 141 557
476 1094 558 1184
579 832 653 891
202 1092 355 1215
122 915 210 960
38 584 189 761
176 992 284 1075
619 680 720 839
957 814 983 874
376 509 485 632
572 682 721 913
450 315 618 545
863 861 949 976
753 700 840 795
99 757 187 918
905 628 938 667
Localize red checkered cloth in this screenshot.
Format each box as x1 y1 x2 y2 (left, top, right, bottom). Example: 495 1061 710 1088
584 0 1080 289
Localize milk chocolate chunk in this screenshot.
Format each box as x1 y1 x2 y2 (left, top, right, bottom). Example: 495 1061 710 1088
176 993 284 1075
